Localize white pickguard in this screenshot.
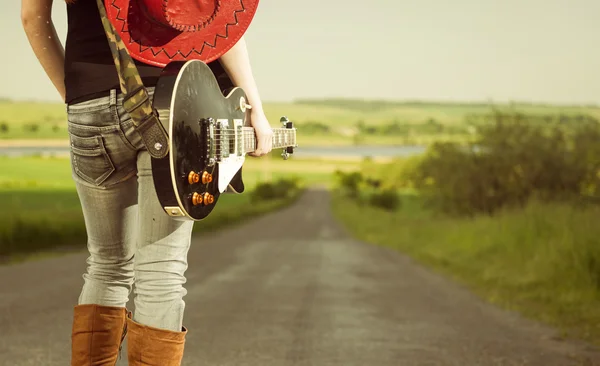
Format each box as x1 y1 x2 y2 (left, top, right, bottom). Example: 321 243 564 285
218 160 244 193
216 118 245 193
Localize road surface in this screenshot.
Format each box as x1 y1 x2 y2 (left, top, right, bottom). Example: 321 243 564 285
1 189 599 365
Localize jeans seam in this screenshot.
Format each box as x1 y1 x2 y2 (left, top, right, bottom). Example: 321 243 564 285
67 99 112 113
67 122 120 133
71 167 137 190
111 103 138 153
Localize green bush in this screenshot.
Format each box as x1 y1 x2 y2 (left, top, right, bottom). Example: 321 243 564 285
368 188 401 211
334 169 401 211
250 177 300 202
333 170 363 198
23 123 39 132
408 111 600 215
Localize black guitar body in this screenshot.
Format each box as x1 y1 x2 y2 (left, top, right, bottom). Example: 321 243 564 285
150 60 248 221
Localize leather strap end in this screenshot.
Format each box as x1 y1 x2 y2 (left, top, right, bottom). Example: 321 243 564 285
136 113 170 159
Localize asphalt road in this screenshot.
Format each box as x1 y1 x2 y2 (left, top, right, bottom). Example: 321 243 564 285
1 189 599 365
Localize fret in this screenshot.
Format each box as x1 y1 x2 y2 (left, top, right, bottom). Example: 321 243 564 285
239 127 296 154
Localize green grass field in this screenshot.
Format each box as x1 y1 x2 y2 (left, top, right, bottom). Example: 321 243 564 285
2 99 598 145
263 99 600 126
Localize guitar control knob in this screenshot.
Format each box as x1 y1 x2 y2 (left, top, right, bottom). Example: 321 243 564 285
191 192 203 206
188 171 200 185
203 192 215 205
202 171 213 184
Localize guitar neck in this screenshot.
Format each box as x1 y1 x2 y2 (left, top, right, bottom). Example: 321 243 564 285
242 127 297 154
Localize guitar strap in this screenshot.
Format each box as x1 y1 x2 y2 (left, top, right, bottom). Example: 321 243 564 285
94 0 169 159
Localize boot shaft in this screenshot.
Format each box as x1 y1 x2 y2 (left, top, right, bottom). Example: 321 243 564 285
71 304 128 366
126 316 187 366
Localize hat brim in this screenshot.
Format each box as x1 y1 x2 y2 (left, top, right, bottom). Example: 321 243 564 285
105 0 259 68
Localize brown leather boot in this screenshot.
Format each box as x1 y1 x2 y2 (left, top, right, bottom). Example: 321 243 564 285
126 316 187 365
71 304 129 366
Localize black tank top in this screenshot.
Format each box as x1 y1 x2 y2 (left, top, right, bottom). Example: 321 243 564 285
64 0 231 104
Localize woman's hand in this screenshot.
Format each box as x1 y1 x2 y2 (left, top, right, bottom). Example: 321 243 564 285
248 109 273 157
218 36 272 157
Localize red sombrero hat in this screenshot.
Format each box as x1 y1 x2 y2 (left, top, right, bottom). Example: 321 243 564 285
103 0 260 68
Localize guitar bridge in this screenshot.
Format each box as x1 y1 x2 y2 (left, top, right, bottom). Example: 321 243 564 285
199 117 216 166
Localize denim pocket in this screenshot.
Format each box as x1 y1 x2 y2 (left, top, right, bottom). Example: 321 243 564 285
69 133 116 186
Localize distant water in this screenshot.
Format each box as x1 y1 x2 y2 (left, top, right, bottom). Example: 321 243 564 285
0 145 427 158
292 145 426 158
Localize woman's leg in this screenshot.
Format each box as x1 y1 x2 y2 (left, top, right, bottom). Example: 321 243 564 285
67 90 141 366
75 176 137 307
126 150 194 365
71 177 139 365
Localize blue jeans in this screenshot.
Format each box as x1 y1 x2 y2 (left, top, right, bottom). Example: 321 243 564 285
66 88 194 332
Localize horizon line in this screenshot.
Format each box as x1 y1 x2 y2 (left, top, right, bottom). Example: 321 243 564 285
0 96 598 109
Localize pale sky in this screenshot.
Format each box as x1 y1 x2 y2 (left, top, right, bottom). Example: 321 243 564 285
3 0 600 104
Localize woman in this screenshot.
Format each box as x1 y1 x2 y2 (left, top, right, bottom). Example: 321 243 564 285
20 0 272 364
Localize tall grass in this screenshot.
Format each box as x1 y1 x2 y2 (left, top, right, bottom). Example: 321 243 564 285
0 183 303 262
332 194 600 345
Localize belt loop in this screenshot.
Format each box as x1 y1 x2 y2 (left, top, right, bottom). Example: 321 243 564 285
109 89 117 107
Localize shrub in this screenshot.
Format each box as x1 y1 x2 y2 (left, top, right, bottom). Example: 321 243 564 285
250 177 300 202
368 188 401 211
23 123 39 132
334 170 363 198
408 111 600 216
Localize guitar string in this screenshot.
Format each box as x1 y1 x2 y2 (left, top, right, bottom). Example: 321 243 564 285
208 138 296 145
209 130 296 148
212 133 296 138
215 132 296 139
212 130 296 134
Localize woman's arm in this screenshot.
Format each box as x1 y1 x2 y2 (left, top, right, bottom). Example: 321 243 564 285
219 36 273 157
21 0 66 102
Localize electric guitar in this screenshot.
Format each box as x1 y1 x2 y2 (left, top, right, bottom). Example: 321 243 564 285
149 59 297 221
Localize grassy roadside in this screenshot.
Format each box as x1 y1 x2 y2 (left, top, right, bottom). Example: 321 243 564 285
331 192 600 346
0 154 346 264
1 187 303 264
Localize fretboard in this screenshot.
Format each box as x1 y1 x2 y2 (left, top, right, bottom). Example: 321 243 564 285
242 127 297 154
